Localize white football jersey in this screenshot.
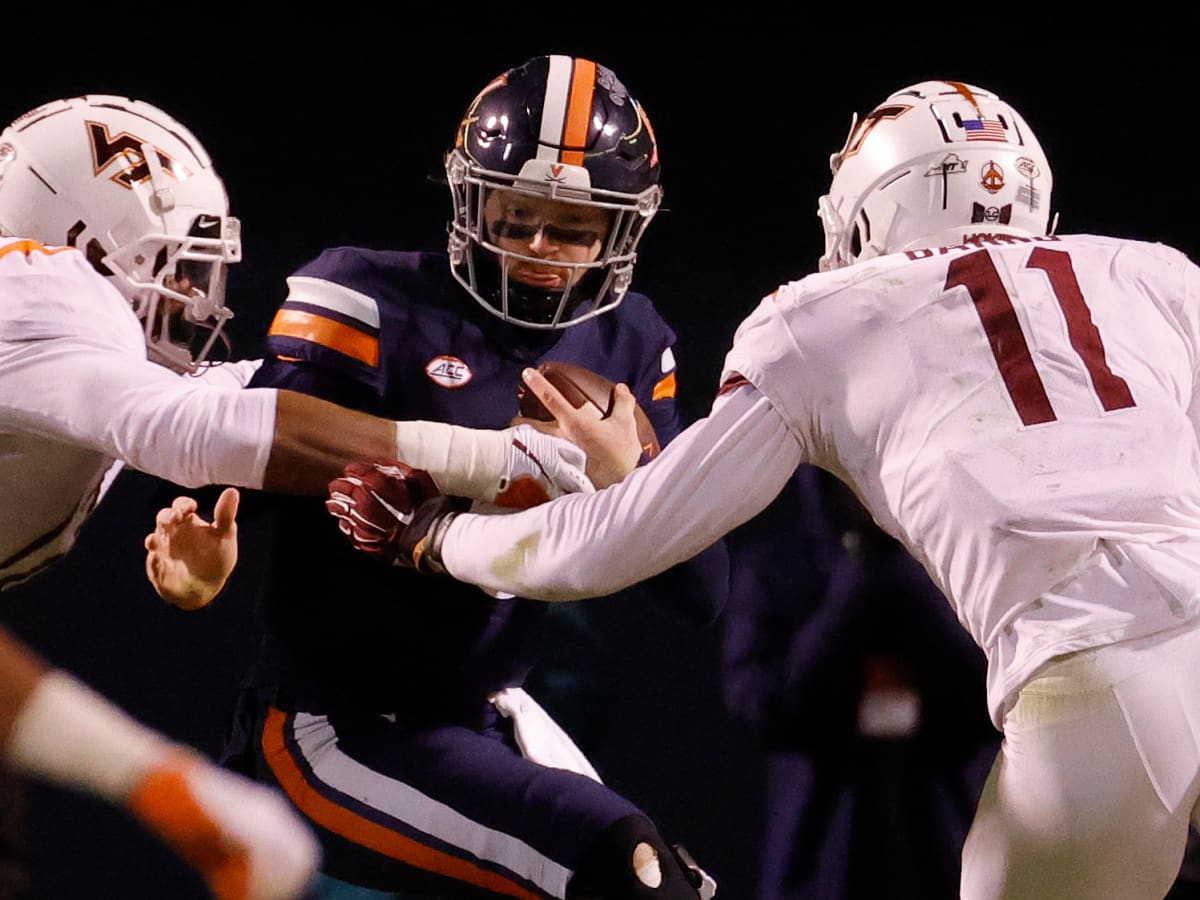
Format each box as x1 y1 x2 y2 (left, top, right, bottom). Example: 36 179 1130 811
724 232 1200 718
443 232 1200 722
0 238 276 590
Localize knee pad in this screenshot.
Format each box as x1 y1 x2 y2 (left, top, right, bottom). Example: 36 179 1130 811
567 814 713 899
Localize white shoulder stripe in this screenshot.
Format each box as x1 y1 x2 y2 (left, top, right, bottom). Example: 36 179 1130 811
285 275 381 329
661 347 676 374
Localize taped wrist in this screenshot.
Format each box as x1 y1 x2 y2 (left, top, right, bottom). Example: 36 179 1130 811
395 421 507 500
404 497 458 574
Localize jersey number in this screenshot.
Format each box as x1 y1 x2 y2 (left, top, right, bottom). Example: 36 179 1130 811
945 247 1135 426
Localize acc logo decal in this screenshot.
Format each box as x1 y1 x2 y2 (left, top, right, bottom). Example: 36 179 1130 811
87 121 193 189
1015 157 1040 179
979 160 1005 194
425 355 473 389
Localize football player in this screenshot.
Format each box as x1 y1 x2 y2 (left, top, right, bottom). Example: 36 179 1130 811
217 56 725 900
335 81 1200 899
0 94 605 899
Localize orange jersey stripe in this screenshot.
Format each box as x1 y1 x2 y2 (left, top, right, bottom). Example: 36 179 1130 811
0 240 76 262
560 59 596 167
652 371 677 401
262 709 543 900
268 309 379 367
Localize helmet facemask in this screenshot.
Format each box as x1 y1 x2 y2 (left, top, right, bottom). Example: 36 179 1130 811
446 148 661 329
112 213 241 373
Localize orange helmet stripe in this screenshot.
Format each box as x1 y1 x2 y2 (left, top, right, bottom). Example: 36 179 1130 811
944 81 984 116
560 58 596 167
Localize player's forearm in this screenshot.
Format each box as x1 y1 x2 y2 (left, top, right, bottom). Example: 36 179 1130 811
5 668 167 799
263 390 401 493
0 629 48 753
267 391 514 496
439 387 802 600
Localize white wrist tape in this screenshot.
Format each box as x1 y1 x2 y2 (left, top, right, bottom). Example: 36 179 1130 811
6 671 169 801
395 420 508 500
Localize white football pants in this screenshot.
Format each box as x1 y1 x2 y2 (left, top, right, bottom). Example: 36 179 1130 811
961 622 1200 899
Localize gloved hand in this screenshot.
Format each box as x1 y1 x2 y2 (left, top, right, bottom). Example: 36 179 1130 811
326 461 457 571
494 423 596 509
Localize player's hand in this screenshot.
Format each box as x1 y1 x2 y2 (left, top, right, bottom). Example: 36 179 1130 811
518 367 643 490
326 461 457 571
144 488 240 611
492 423 597 509
126 750 320 900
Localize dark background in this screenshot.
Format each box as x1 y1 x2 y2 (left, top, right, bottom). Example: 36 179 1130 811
1 17 1195 900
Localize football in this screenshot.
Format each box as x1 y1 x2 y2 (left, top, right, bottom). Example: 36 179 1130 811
517 361 661 459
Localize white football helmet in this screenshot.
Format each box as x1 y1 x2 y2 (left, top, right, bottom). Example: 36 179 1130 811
0 94 241 372
818 80 1055 271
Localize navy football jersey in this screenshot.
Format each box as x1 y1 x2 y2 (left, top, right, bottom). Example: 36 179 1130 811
240 248 709 720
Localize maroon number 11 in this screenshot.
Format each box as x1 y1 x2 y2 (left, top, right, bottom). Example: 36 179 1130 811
944 247 1135 426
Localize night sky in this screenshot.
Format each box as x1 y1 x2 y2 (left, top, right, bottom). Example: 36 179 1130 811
1 16 1194 899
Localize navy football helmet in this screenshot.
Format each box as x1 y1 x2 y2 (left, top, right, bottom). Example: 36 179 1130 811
445 55 663 329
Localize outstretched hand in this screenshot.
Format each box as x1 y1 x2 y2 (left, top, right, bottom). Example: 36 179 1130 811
515 367 644 490
144 487 240 611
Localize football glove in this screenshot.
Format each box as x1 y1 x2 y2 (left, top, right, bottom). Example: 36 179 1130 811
494 423 596 509
326 461 457 572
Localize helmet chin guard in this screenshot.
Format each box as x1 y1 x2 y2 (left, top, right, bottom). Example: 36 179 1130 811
818 81 1054 271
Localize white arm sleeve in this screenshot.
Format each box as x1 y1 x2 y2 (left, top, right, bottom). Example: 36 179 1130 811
0 336 276 489
440 383 803 599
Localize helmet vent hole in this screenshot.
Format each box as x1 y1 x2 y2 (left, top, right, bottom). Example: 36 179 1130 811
66 219 85 248
84 239 113 277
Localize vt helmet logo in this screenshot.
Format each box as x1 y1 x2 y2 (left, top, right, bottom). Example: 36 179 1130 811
86 121 193 189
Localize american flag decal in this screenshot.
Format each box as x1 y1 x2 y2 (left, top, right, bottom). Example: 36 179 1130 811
963 117 1007 141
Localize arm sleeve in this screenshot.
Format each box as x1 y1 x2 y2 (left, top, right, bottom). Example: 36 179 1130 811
0 335 276 489
441 382 803 600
